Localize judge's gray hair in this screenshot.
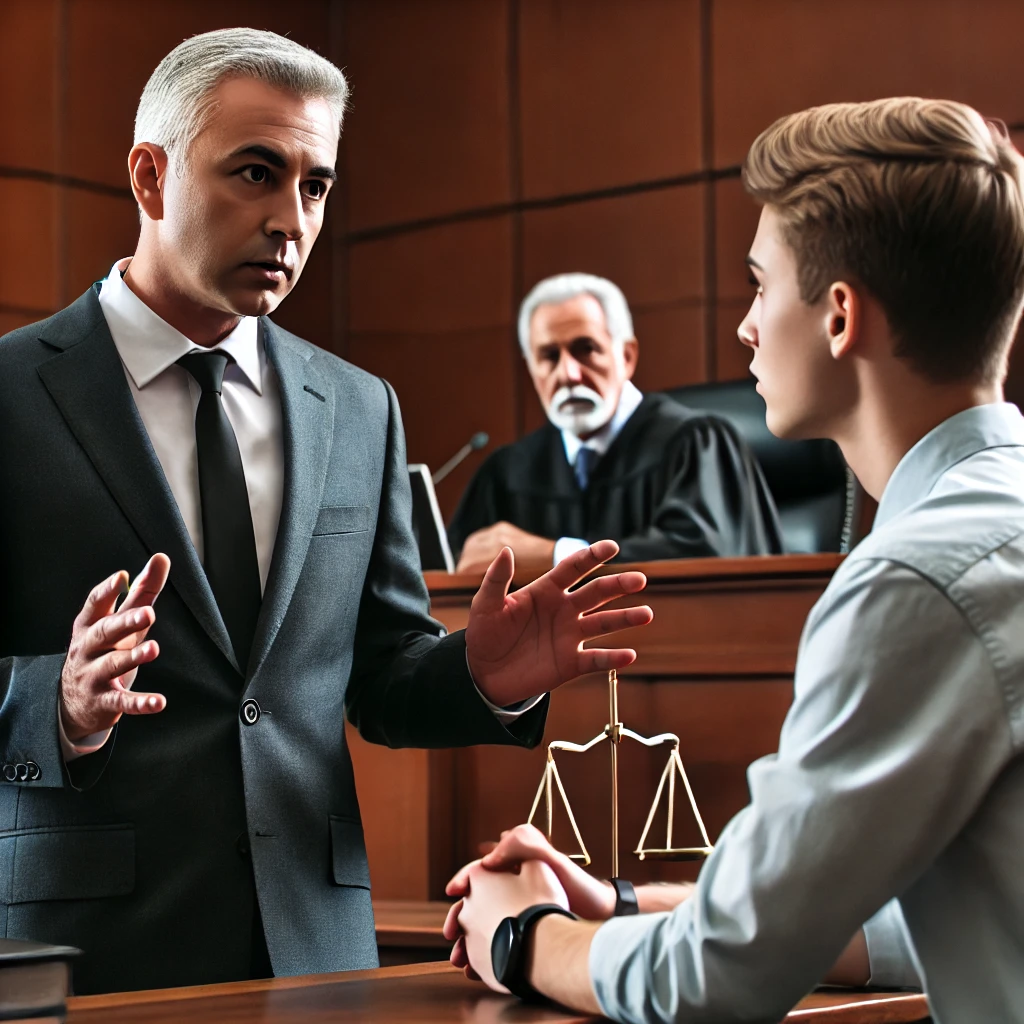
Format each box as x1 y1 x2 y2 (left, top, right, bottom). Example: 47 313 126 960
135 28 349 174
517 273 635 358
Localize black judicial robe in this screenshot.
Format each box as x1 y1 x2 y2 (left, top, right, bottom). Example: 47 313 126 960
448 394 783 562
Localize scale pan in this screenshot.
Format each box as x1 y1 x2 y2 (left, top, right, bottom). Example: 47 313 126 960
635 846 713 862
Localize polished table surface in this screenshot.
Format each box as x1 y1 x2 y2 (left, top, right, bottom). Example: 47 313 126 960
67 961 930 1023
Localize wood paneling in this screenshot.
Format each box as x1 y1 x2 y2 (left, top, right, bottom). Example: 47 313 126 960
0 0 59 172
713 0 1024 167
0 180 59 312
342 0 512 230
631 305 707 391
518 0 702 198
65 191 140 298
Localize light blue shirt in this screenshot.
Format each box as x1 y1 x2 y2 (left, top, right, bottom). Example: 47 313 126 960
589 402 1024 1023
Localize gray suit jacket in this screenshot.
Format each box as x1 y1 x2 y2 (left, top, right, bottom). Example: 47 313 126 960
0 287 546 994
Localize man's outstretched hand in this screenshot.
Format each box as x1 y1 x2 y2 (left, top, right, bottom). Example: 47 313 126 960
59 553 171 743
465 539 652 708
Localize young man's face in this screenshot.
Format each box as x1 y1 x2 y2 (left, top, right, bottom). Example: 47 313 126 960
738 206 849 439
527 294 637 438
157 77 338 318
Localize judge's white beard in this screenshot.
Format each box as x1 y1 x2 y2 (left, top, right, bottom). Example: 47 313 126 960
545 385 617 437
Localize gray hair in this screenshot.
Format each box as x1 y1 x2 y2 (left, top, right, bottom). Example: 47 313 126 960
517 273 635 357
135 28 349 173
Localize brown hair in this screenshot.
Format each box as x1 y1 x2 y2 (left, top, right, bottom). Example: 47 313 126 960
743 97 1024 384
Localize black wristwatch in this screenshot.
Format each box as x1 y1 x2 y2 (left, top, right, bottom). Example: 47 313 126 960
491 903 578 1001
610 877 638 916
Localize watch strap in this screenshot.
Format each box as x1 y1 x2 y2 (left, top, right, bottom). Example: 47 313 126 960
610 877 639 916
492 903 577 1001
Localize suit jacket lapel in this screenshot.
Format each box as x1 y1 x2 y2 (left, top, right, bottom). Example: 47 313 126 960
35 288 240 673
247 320 335 684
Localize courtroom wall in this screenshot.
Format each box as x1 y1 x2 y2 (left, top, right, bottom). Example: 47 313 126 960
4 0 1024 518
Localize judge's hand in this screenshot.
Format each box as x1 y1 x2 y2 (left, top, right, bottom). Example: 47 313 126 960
456 521 555 575
59 554 171 743
446 859 569 991
464 540 652 708
448 824 616 922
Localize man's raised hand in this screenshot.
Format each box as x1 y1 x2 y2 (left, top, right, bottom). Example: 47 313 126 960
59 554 171 743
464 539 653 708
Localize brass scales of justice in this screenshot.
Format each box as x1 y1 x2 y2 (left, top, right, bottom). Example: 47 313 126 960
527 669 713 878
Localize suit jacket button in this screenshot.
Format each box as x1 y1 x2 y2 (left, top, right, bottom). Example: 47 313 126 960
25 762 40 781
14 764 28 781
2 764 15 782
240 699 261 726
236 833 251 858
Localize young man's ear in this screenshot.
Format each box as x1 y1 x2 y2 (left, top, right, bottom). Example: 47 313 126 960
128 143 169 221
825 281 860 361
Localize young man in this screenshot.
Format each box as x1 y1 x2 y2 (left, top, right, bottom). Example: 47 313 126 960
445 97 1024 1022
0 28 653 994
449 273 782 574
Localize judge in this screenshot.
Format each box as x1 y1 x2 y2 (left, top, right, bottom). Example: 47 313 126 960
448 274 783 573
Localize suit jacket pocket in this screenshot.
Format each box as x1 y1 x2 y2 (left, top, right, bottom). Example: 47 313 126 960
0 823 134 904
329 814 371 889
313 505 373 536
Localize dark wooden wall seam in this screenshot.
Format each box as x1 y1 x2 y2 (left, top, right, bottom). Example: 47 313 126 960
700 0 717 381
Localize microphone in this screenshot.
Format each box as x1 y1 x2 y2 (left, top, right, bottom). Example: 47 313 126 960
432 431 489 485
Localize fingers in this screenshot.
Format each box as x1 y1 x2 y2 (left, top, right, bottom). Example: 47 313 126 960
96 684 166 717
93 639 161 683
578 605 654 641
450 935 469 968
442 898 464 942
446 858 482 898
88 605 155 654
77 570 129 630
571 570 648 613
470 547 515 615
120 553 171 611
545 539 620 591
576 646 639 674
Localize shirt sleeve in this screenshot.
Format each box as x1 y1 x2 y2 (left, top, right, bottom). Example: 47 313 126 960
57 697 112 762
863 900 923 989
589 558 1011 1023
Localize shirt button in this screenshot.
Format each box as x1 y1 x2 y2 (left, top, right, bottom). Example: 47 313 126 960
240 699 261 726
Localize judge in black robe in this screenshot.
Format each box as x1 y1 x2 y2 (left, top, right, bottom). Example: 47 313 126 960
448 391 783 565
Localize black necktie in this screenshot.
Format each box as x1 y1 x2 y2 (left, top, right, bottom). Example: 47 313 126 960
573 446 600 491
177 351 262 671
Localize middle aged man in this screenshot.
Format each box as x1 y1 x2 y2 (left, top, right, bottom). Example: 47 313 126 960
448 273 783 573
447 98 1024 1022
0 29 654 995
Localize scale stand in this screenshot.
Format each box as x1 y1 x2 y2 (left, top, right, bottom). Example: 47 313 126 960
527 670 713 877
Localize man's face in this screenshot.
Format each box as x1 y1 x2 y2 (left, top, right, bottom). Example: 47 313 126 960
738 206 852 439
157 77 338 318
527 294 636 437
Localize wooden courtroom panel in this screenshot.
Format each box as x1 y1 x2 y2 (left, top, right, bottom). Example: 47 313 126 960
349 554 841 896
67 961 930 1023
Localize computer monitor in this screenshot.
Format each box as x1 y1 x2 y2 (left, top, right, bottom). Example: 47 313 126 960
408 464 455 573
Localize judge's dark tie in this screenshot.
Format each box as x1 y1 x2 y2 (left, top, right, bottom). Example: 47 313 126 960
573 446 600 491
177 351 262 672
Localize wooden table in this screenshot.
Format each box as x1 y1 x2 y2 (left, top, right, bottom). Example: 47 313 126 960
67 961 930 1022
350 554 843 898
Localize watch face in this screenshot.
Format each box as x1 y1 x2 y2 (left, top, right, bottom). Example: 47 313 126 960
490 917 518 986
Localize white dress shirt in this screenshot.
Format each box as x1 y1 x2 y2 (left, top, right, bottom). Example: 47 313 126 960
552 379 644 564
590 403 1024 1023
62 259 526 759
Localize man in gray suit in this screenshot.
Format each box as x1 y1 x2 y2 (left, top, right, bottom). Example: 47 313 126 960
0 29 652 994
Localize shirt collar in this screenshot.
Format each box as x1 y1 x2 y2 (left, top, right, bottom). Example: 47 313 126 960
875 402 1024 528
561 379 644 465
97 258 263 394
